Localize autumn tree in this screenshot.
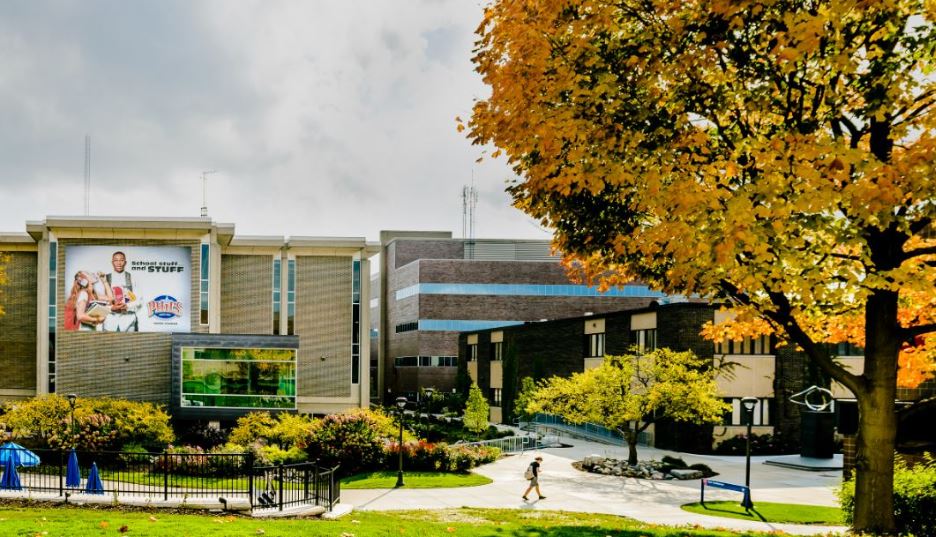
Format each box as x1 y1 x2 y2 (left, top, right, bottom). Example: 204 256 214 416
468 1 935 533
527 350 728 464
463 382 490 437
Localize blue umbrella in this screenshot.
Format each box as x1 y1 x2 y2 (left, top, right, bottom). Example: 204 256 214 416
0 442 40 467
85 462 104 494
66 449 81 488
0 458 21 490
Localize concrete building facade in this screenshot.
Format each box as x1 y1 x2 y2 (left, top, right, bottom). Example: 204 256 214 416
0 216 377 419
373 231 667 402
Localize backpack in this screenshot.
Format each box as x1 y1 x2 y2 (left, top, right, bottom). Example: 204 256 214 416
524 464 534 480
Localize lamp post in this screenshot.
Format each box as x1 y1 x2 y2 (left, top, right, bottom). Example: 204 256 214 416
423 388 435 432
395 396 407 488
66 393 78 445
740 396 758 509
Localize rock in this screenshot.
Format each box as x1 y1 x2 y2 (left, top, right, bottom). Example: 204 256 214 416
669 469 704 480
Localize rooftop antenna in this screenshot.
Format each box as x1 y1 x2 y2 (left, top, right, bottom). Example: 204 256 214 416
83 135 91 215
461 173 478 240
200 170 217 217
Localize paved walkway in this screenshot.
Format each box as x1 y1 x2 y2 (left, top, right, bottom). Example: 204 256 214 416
343 439 846 536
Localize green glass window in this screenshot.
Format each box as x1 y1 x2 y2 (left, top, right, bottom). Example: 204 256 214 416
181 347 296 409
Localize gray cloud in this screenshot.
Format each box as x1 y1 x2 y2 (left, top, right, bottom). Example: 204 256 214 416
0 0 552 241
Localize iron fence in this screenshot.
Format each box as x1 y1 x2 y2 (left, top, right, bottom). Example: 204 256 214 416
460 435 542 453
0 447 339 512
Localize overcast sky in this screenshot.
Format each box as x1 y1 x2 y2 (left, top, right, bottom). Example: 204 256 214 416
0 1 552 242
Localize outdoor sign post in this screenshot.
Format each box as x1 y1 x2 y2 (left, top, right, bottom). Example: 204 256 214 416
701 478 753 510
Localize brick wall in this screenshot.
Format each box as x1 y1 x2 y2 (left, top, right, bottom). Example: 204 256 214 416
0 251 37 393
392 240 463 268
221 254 273 334
295 256 352 398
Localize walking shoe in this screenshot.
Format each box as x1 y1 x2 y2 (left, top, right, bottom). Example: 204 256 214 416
522 496 529 501
538 496 546 500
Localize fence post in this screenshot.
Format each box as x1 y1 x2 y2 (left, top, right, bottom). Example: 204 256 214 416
247 452 255 509
303 465 310 502
58 449 64 496
328 467 334 510
163 451 169 501
313 460 319 504
277 463 284 511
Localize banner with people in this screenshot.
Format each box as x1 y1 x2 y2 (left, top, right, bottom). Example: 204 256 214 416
63 245 192 333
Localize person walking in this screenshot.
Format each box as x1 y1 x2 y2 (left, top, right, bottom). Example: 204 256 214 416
522 456 546 501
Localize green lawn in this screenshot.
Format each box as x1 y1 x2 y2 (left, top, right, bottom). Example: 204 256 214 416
340 470 492 489
682 501 844 525
0 505 801 537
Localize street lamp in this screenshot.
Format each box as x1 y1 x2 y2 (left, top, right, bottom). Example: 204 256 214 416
395 396 408 488
66 393 78 444
740 396 758 509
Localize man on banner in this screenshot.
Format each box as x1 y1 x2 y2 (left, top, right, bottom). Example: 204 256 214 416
103 251 141 332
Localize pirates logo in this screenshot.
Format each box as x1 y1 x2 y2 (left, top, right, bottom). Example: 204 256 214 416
148 295 183 319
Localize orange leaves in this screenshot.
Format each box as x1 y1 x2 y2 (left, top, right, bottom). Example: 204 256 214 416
898 335 936 389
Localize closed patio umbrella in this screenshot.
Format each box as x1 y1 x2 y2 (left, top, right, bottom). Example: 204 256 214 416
0 458 21 490
0 442 40 468
85 462 104 494
66 449 81 488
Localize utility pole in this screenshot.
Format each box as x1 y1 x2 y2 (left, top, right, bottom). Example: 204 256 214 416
201 170 217 217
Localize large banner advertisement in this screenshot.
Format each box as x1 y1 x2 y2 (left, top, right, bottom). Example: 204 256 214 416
63 246 192 333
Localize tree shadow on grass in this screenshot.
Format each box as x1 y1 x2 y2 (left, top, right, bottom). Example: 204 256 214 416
698 502 767 522
502 526 762 537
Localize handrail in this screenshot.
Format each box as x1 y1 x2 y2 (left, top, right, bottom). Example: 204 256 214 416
525 413 651 446
460 435 542 453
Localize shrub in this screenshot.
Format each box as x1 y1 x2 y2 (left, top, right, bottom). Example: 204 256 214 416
445 444 500 472
152 445 209 475
305 409 389 474
2 395 173 451
259 445 308 466
175 421 228 449
839 452 936 537
713 432 797 455
661 456 688 468
228 412 277 446
688 463 717 478
269 413 317 449
384 441 500 473
119 443 151 467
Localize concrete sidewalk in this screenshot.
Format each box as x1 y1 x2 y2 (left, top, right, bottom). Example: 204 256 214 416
342 439 846 536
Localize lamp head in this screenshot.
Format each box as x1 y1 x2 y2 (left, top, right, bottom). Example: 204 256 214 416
66 393 77 409
741 396 758 412
424 388 435 398
395 396 408 410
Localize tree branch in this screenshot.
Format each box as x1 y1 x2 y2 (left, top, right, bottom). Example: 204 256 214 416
902 246 936 261
718 279 866 397
902 323 936 338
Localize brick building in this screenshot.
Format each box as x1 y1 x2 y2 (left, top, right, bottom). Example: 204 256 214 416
373 231 666 403
0 216 377 420
459 301 824 451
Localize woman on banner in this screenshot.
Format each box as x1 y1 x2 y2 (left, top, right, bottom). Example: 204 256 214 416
65 271 113 331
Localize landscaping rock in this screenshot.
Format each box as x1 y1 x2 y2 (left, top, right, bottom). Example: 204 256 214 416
670 469 704 480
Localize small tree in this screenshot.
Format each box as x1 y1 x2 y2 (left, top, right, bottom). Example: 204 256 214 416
463 383 490 437
528 350 729 465
512 376 537 423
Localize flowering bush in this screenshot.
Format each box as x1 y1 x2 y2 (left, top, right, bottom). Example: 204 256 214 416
228 412 278 446
305 409 389 474
383 441 501 473
1 395 173 451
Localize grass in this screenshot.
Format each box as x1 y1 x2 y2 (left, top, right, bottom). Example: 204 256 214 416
0 504 804 537
340 470 492 489
682 501 844 525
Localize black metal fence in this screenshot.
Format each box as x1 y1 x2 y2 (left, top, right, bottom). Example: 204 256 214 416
1 447 339 512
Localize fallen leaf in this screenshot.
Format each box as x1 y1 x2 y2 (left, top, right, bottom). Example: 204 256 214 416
119 525 129 533
350 519 361 524
148 516 157 522
256 529 265 535
99 521 110 529
447 527 457 533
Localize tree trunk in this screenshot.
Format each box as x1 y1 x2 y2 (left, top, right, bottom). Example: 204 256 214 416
625 430 638 466
852 288 900 535
853 386 897 534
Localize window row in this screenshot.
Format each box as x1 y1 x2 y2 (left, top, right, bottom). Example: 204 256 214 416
393 355 459 367
723 397 773 426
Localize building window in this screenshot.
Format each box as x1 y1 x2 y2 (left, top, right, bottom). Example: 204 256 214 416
352 259 361 385
715 335 772 355
48 241 57 393
393 355 458 368
287 259 296 335
200 244 210 325
272 258 281 335
180 347 296 409
832 342 863 357
395 321 418 333
467 344 478 362
724 397 772 426
491 342 503 361
490 388 502 406
585 333 605 358
633 329 657 353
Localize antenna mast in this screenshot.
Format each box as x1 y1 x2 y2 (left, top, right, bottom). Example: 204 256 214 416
84 135 91 215
200 170 217 217
461 177 478 239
